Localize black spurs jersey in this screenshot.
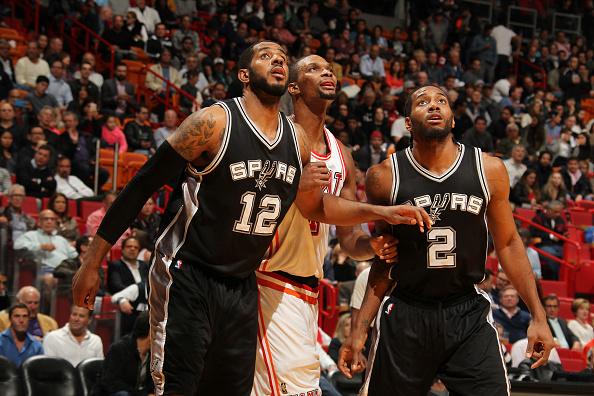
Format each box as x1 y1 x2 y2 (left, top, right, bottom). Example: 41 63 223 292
156 98 302 278
389 143 490 299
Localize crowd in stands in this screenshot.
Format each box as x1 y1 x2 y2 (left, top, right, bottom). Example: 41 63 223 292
0 0 592 394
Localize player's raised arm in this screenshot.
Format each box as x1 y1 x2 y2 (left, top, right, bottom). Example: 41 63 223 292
72 106 226 310
293 123 431 228
483 154 554 368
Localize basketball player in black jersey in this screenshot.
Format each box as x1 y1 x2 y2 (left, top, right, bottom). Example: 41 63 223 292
339 85 554 396
72 41 430 396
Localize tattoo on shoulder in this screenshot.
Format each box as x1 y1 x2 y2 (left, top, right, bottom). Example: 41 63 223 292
171 112 218 160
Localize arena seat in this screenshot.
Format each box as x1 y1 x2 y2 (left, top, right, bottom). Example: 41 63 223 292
514 207 536 228
568 209 593 227
22 196 40 216
557 349 588 372
540 280 568 298
79 200 103 221
558 297 574 320
21 356 81 396
77 358 103 396
574 260 594 295
0 356 19 396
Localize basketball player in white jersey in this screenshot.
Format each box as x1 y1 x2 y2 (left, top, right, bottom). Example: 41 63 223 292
251 55 408 396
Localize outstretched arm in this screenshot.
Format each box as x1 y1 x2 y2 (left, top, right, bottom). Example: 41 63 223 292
73 106 226 310
484 154 554 369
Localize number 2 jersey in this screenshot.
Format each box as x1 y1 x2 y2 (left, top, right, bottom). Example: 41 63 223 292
259 127 347 279
389 143 490 299
156 98 302 278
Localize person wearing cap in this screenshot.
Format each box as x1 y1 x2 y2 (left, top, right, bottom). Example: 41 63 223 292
353 130 386 171
25 75 58 115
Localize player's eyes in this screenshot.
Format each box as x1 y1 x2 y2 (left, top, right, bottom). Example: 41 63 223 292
419 100 428 105
261 53 270 59
309 66 317 72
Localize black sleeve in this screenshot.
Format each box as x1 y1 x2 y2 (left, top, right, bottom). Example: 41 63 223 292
96 141 187 245
107 262 127 294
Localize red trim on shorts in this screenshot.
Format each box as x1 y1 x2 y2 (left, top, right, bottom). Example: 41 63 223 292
257 293 281 396
258 271 320 294
257 278 319 305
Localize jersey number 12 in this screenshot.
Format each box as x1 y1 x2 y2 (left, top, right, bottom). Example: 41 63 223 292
427 227 457 268
233 192 281 236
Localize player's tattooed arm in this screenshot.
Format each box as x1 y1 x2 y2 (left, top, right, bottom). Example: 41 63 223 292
167 106 226 164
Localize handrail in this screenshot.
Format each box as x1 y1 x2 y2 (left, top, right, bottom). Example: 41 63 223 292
7 0 39 37
528 244 577 270
60 15 115 78
143 65 198 116
513 213 581 250
514 56 547 89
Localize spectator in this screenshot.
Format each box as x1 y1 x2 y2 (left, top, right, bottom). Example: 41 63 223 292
180 71 203 113
108 237 149 335
0 103 24 161
129 0 161 34
491 18 517 79
0 39 15 83
95 311 153 396
0 165 10 194
25 75 58 116
490 106 514 143
154 109 177 148
492 286 531 344
131 197 161 243
146 23 174 60
44 38 65 66
428 12 449 52
70 62 100 104
16 145 56 198
477 269 495 296
47 59 73 108
496 123 521 159
544 294 581 351
16 126 43 169
0 184 36 242
179 55 209 91
101 63 138 118
173 15 200 53
125 10 149 48
531 200 567 280
86 192 117 236
451 100 472 141
328 313 350 364
47 192 80 241
363 107 389 139
54 236 99 299
42 306 103 366
0 303 43 366
0 273 9 311
360 44 385 81
469 25 497 83
146 49 182 95
534 151 553 189
560 56 583 101
462 59 484 86
101 15 134 59
503 144 527 187
510 169 540 208
54 157 94 200
0 286 58 338
37 106 61 148
354 131 386 171
518 229 542 280
490 270 510 308
202 82 227 107
462 116 494 153
123 106 154 153
72 53 104 89
561 157 593 201
567 298 594 346
465 89 492 125
101 116 128 154
14 41 50 89
541 172 569 204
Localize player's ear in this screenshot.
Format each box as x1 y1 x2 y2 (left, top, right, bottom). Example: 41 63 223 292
450 117 455 129
288 82 300 96
404 116 412 132
238 68 249 84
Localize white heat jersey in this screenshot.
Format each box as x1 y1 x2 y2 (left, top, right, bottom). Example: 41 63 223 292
258 127 348 279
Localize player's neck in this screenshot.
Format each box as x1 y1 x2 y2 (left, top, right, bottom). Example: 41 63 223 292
241 90 282 138
411 137 459 174
293 99 328 143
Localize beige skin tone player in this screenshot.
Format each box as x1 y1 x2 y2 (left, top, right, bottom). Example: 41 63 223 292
73 42 430 312
339 85 555 377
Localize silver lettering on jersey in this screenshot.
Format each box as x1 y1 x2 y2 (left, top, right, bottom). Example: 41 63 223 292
407 193 484 224
229 160 297 187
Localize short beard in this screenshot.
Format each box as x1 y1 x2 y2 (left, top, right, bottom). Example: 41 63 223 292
319 90 337 100
249 66 287 97
411 118 453 142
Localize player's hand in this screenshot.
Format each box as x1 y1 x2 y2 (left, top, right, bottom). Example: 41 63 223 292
72 263 101 310
299 162 330 192
525 318 555 369
379 205 432 232
338 334 367 378
370 235 398 263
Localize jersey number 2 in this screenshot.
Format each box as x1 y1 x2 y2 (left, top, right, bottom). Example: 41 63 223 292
427 227 457 268
233 192 281 236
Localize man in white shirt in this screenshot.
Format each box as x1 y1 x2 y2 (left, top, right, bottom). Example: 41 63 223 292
129 0 161 34
491 20 517 79
73 53 104 89
491 74 516 103
360 45 386 81
47 59 73 108
503 144 527 187
55 157 94 199
14 41 50 89
154 109 178 148
544 294 581 351
43 306 103 366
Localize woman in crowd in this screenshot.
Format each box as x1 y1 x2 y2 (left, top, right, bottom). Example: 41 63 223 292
385 59 404 94
542 172 569 204
101 116 128 153
48 193 79 242
567 298 594 346
0 130 16 174
510 169 541 208
328 313 351 363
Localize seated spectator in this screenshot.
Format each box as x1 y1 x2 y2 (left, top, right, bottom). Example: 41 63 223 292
108 237 149 336
146 23 173 60
0 103 24 166
153 110 177 147
95 311 153 396
0 166 10 194
70 62 100 104
125 11 149 48
201 82 227 107
72 53 104 89
54 157 94 200
0 184 36 242
16 145 56 198
510 169 540 208
14 41 50 89
492 286 531 344
534 151 553 189
44 38 65 66
561 157 593 201
360 44 385 81
101 15 134 60
101 116 128 154
451 100 473 141
0 273 8 311
0 39 15 84
47 59 73 109
131 197 161 245
0 303 43 366
0 286 58 338
363 107 390 140
462 116 494 153
549 129 575 168
86 192 117 236
43 306 103 366
129 0 161 34
496 123 521 159
179 55 209 92
519 229 542 280
179 71 203 113
462 59 484 86
328 313 351 364
146 49 182 95
490 270 510 307
567 298 594 347
511 338 561 368
123 107 154 153
48 192 80 241
101 63 137 118
37 106 61 148
531 200 567 280
544 294 581 351
25 75 58 116
541 172 569 204
503 144 527 188
353 131 386 171
54 236 103 301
